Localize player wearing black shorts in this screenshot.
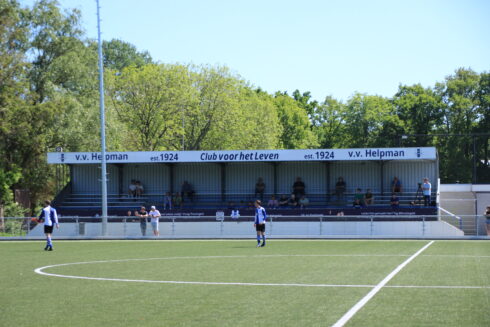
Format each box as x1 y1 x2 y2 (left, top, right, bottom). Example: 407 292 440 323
38 200 59 251
254 200 267 247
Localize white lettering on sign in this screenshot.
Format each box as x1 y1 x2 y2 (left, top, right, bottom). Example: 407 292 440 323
47 147 436 164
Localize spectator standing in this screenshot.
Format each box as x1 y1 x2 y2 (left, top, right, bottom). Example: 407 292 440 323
335 177 346 201
38 200 59 251
148 206 161 236
391 177 402 193
254 177 266 201
422 178 431 206
136 206 148 236
163 192 172 210
181 181 195 202
292 177 306 198
365 189 374 205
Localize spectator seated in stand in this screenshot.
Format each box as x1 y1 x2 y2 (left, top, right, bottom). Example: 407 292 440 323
267 195 279 209
298 195 309 209
391 176 402 194
288 193 298 208
390 193 400 209
364 189 374 205
181 181 195 202
279 194 289 207
128 179 137 198
173 192 183 209
135 180 144 197
353 198 363 208
354 188 365 207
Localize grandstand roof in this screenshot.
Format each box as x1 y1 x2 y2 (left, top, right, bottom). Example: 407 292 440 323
48 147 437 164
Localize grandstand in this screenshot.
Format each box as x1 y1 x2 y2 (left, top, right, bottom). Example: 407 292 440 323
48 147 439 217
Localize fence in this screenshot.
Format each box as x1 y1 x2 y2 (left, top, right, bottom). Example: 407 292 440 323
1 215 488 239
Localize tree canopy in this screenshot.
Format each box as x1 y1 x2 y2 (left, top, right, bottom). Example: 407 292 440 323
0 0 488 215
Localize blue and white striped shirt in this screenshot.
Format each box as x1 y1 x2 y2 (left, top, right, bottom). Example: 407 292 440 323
40 206 58 226
255 206 267 224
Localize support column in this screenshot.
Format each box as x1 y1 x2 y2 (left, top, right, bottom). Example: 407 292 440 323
325 162 331 203
168 163 174 193
116 164 124 196
273 163 278 195
220 163 226 202
380 161 385 196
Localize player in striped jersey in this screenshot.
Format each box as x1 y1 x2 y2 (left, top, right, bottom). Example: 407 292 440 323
254 200 267 247
38 200 59 251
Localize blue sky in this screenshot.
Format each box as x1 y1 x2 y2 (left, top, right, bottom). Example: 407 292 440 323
26 0 490 102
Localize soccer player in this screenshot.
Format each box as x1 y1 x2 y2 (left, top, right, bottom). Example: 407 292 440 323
38 200 59 251
254 200 267 247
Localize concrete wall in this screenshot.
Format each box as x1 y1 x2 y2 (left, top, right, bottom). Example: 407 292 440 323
27 219 463 238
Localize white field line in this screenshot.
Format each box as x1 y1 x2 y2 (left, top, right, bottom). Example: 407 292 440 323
386 285 490 289
5 239 437 243
33 250 490 290
331 241 435 327
422 254 490 258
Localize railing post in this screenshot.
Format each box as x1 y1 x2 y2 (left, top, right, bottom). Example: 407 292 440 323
123 217 127 237
319 217 323 235
172 218 175 236
76 217 79 235
370 216 374 236
422 216 426 236
270 217 273 236
475 215 478 236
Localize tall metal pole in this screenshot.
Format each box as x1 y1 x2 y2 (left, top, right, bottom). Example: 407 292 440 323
96 0 108 235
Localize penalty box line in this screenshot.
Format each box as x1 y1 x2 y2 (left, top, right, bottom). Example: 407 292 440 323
332 240 435 327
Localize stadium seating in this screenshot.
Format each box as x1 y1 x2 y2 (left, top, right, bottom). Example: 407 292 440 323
54 190 436 217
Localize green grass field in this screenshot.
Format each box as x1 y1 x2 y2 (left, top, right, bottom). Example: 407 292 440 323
1 240 489 326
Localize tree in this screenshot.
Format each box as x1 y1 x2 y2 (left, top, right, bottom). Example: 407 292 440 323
474 72 490 182
434 68 481 182
220 88 281 150
273 93 318 149
106 64 192 150
26 0 86 103
311 96 346 148
292 90 318 119
184 65 246 150
101 39 152 71
342 93 399 148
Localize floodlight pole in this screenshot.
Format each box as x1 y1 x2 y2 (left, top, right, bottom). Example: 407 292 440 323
96 0 108 235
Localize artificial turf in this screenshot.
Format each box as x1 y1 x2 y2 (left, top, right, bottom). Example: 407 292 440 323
0 240 488 326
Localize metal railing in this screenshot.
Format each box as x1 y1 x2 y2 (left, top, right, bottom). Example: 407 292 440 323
1 215 488 239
